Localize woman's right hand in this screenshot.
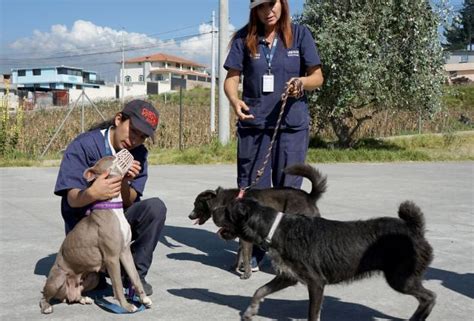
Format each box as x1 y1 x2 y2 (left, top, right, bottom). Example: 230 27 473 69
230 98 255 121
224 69 254 121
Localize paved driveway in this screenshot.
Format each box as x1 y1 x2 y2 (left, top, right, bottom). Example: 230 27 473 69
0 162 472 320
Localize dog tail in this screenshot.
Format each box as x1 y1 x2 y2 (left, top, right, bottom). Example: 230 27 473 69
398 201 426 236
283 163 327 201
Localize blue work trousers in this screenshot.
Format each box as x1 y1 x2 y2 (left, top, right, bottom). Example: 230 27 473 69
237 127 309 264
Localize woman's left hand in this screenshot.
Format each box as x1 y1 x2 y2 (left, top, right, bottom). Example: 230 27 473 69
286 77 305 98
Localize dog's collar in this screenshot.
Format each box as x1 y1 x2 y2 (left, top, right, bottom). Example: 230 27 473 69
264 212 284 245
90 201 123 211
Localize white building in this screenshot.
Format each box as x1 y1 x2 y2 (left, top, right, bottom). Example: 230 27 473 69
120 52 211 96
444 50 474 84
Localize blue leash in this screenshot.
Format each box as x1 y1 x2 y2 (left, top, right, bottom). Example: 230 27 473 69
94 287 146 314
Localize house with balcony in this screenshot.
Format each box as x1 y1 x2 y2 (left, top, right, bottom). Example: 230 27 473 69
11 66 104 91
444 50 474 84
121 53 210 95
10 66 109 107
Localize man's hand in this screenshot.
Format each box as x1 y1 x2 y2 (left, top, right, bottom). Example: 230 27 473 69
90 170 122 200
123 160 141 183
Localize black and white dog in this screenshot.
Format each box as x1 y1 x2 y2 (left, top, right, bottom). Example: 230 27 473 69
215 198 436 321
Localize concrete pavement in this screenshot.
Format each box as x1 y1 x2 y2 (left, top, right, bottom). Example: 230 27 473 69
0 162 473 320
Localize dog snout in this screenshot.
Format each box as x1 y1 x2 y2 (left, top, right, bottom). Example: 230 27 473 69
188 211 197 220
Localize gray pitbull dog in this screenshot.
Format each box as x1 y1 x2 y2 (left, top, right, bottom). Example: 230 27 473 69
40 150 152 313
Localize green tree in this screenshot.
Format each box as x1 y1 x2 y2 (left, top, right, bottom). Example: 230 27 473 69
300 0 446 147
443 0 474 50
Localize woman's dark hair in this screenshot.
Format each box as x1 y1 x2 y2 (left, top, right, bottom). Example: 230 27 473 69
243 0 293 57
88 113 130 131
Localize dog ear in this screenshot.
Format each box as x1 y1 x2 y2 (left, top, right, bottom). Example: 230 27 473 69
229 199 251 223
199 190 217 200
83 167 99 182
83 156 115 182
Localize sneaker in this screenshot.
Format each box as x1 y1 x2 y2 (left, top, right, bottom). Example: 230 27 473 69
140 278 153 296
237 257 260 273
122 276 153 296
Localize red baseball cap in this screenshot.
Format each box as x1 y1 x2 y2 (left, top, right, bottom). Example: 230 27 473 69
122 99 159 142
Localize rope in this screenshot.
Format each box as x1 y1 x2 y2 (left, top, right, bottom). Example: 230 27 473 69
241 78 304 193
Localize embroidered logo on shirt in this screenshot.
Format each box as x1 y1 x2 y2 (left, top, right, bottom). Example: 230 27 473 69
141 107 159 127
287 50 300 57
251 53 261 60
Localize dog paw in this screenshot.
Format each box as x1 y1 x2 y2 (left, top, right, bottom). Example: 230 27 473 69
79 296 93 305
141 296 152 308
243 305 258 320
42 306 53 314
123 302 138 313
240 272 251 280
40 300 53 314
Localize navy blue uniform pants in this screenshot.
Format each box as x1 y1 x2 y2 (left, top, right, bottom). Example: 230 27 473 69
237 127 309 189
63 197 167 279
237 127 309 262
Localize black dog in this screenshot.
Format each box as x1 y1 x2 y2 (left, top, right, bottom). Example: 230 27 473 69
189 164 326 279
216 198 436 321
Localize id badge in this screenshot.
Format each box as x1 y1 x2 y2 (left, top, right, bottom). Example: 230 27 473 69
262 74 274 93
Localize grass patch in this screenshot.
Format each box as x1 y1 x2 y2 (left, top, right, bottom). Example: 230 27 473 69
147 139 237 165
146 131 473 165
0 132 472 167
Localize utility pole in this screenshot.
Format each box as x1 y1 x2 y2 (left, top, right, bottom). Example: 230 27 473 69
121 28 125 105
218 0 230 144
210 11 217 133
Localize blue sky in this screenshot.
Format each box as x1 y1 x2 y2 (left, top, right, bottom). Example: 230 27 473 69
0 0 306 80
0 0 464 81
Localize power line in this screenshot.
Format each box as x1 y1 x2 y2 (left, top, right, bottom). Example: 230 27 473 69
0 22 210 59
0 31 213 63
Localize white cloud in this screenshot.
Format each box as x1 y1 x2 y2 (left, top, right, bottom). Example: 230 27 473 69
9 20 158 55
5 20 236 80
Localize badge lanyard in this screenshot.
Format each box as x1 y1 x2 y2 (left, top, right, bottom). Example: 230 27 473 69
262 37 278 93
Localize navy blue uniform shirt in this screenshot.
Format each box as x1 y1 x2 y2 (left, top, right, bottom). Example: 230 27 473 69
224 23 321 130
54 128 148 219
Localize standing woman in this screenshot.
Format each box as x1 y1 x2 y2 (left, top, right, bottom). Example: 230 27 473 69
224 0 323 270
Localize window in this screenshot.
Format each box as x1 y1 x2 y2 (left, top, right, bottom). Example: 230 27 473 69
125 76 131 83
139 75 144 82
50 83 56 89
197 76 207 82
64 83 73 88
76 85 82 89
188 75 197 81
460 55 469 63
33 69 41 76
57 68 82 76
18 70 26 76
155 74 164 81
